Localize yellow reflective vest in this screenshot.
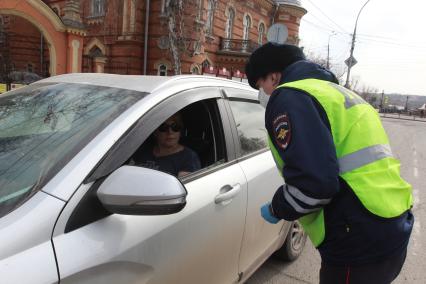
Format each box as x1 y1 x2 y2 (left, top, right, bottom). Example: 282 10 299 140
268 79 413 247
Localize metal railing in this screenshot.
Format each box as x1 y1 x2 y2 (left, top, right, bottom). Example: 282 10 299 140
380 110 426 122
220 38 259 54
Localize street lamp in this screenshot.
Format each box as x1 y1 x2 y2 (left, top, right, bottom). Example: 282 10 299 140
327 31 336 69
344 0 372 88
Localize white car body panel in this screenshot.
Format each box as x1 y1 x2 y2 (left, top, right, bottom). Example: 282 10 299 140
2 241 59 284
0 192 64 283
237 152 288 275
53 164 248 284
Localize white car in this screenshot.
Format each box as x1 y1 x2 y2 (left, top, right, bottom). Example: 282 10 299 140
0 74 306 284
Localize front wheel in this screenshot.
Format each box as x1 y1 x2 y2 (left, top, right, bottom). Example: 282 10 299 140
275 220 307 261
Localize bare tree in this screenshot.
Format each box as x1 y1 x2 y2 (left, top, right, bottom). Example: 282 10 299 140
163 0 215 74
355 83 379 106
305 51 327 68
304 50 379 104
164 0 184 74
305 50 345 83
351 75 361 91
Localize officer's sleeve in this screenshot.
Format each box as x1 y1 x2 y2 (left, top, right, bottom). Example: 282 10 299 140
266 89 340 221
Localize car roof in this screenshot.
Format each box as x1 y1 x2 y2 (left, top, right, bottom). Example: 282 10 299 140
35 73 255 94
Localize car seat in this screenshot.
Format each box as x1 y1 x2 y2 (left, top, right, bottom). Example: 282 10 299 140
180 102 215 168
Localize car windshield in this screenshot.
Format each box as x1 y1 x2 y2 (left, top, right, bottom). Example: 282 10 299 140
0 83 147 218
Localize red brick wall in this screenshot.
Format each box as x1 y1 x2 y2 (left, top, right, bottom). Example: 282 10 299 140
145 0 305 76
3 16 49 76
80 0 144 74
5 0 305 77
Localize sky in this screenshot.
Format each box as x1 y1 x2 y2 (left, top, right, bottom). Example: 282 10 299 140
298 0 426 96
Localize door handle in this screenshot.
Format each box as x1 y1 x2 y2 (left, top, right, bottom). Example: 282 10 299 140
214 184 242 204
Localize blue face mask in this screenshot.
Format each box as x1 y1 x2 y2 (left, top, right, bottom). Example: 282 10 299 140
258 88 270 108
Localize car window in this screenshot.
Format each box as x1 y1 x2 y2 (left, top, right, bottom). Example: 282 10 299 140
65 94 232 233
0 83 147 218
228 99 268 156
128 99 227 179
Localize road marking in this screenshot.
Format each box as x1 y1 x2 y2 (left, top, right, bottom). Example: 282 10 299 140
411 145 421 257
413 188 420 209
411 217 421 256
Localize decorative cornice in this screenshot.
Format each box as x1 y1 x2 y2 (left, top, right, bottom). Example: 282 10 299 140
216 55 248 63
86 16 104 25
63 19 85 30
66 27 87 36
280 4 307 16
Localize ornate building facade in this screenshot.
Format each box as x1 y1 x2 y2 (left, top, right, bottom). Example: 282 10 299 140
0 0 306 83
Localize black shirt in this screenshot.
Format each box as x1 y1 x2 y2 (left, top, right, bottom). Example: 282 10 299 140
133 146 201 177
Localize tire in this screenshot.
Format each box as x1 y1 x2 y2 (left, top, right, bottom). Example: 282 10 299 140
275 220 307 261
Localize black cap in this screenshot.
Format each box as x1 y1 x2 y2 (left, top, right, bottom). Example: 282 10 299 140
245 42 306 89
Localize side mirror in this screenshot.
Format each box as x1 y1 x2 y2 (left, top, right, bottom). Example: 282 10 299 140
97 166 187 215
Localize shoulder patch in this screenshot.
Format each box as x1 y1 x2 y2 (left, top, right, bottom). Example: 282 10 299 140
272 113 292 150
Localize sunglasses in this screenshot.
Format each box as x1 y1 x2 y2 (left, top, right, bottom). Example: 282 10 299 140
158 122 182 132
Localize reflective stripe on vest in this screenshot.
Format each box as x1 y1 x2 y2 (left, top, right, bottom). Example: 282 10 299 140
268 79 413 247
286 184 332 207
338 144 393 174
268 136 326 247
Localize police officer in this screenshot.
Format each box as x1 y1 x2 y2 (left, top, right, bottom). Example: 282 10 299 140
245 43 414 284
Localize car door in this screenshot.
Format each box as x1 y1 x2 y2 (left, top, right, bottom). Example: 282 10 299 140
52 87 248 284
223 87 289 276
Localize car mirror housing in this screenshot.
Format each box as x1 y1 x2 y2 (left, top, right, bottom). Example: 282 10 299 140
97 166 187 215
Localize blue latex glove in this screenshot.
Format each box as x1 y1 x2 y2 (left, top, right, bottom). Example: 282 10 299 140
261 202 280 224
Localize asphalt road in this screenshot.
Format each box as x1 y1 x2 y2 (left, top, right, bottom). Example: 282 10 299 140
247 117 426 284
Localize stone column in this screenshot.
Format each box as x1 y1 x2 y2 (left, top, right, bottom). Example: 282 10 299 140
93 56 107 73
62 0 86 73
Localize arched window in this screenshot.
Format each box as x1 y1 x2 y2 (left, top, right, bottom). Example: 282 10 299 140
206 0 215 34
191 65 201 75
243 14 252 41
92 0 105 17
225 8 235 39
158 64 167 76
202 60 211 69
89 47 104 58
258 22 265 45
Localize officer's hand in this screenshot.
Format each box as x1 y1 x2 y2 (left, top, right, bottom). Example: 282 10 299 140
261 202 280 224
